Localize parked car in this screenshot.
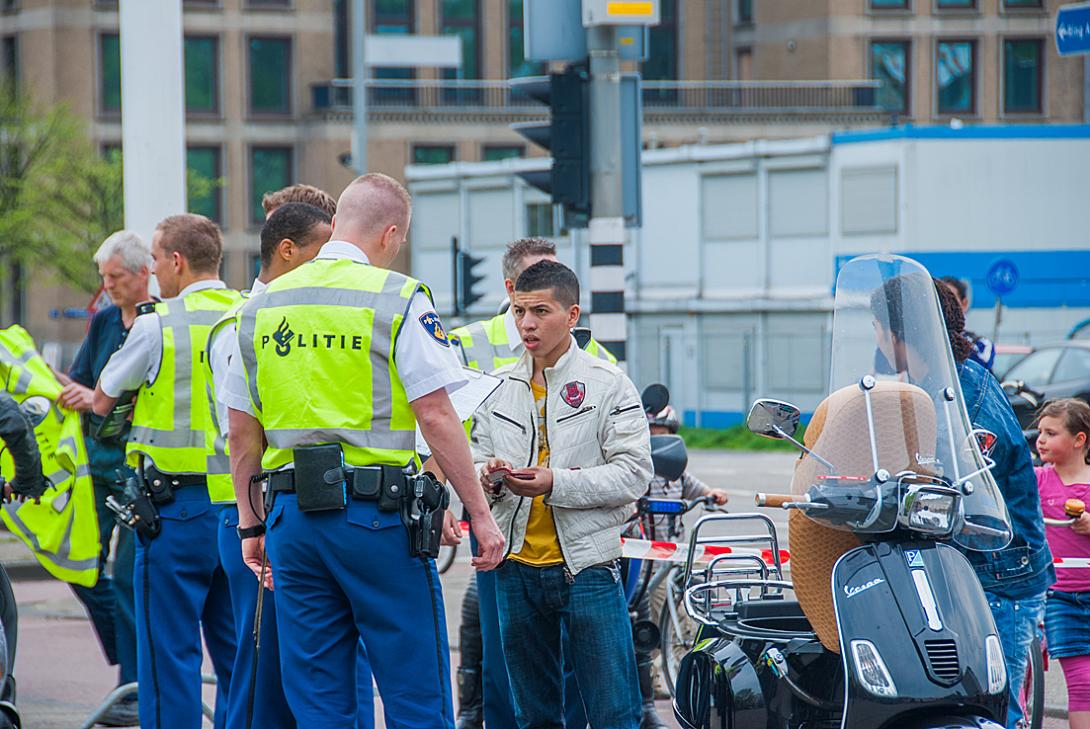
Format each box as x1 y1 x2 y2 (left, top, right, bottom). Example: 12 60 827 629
1000 341 1090 454
994 343 1034 380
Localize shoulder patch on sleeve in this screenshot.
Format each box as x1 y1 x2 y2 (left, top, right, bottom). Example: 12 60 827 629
419 311 450 347
136 301 158 316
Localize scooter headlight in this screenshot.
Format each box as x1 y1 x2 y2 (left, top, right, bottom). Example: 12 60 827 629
901 487 959 536
986 634 1007 695
850 639 898 698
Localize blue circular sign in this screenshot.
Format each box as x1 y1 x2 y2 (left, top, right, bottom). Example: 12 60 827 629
986 258 1019 297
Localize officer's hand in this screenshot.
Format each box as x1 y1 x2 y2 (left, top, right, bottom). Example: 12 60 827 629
58 383 94 412
1074 512 1090 536
504 467 553 498
469 512 505 571
441 510 463 546
242 535 275 590
479 458 513 492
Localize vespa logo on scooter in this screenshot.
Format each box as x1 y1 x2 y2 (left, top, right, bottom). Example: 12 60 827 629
844 577 885 599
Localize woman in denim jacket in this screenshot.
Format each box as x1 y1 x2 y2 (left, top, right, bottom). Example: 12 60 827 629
937 282 1054 729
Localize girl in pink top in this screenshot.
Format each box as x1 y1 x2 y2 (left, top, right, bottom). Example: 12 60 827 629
1038 398 1090 728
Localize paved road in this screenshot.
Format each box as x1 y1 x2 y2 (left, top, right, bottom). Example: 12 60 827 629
3 450 1072 727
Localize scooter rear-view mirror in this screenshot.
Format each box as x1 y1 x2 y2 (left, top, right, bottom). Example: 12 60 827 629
641 383 670 415
747 399 801 440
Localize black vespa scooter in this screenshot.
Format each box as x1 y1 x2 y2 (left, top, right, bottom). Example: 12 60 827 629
673 254 1014 729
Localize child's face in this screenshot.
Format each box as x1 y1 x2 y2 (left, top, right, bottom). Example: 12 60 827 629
1037 415 1088 464
649 424 670 436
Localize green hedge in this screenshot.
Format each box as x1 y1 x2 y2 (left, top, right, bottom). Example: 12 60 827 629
678 424 806 452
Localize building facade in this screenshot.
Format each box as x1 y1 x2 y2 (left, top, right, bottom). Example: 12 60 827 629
0 0 1083 362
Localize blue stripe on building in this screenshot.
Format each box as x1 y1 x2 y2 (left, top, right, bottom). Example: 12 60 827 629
834 251 1090 309
832 124 1090 144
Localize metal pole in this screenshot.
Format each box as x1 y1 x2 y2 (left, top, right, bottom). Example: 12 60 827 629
586 25 627 364
351 0 368 175
119 0 186 290
451 236 461 318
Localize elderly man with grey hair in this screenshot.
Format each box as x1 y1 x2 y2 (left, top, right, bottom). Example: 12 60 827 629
57 230 151 726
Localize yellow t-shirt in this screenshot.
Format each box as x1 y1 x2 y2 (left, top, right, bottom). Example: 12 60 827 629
509 380 564 566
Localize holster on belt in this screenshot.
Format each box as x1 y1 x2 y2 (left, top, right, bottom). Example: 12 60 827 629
105 468 161 542
400 473 450 559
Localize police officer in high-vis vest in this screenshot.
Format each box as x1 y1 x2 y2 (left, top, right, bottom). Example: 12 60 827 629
446 237 612 729
226 173 505 728
94 214 241 729
205 203 335 729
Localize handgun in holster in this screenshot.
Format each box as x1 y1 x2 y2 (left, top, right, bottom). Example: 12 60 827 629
400 473 449 559
94 389 137 447
105 468 161 542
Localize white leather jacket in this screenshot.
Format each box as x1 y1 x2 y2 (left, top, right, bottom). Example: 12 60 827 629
471 337 652 576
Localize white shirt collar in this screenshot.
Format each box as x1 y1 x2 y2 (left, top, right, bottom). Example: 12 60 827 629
175 279 226 299
503 308 523 355
315 240 370 264
250 278 268 295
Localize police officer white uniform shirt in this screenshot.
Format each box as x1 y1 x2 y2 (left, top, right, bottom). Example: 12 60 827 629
208 278 265 437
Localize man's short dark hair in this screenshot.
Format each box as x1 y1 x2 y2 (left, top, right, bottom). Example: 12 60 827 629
514 260 579 308
502 237 557 281
155 214 222 274
259 203 332 267
262 184 337 218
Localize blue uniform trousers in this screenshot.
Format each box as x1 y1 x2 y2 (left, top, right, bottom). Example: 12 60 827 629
134 486 236 729
218 505 378 729
266 494 453 729
473 535 587 729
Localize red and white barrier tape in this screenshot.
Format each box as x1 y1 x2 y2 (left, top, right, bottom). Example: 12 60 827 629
455 521 789 566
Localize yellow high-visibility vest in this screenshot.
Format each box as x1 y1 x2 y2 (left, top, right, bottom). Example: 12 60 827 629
202 295 248 503
450 313 616 372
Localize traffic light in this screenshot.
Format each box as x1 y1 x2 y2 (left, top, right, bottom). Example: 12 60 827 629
457 250 487 312
510 64 591 217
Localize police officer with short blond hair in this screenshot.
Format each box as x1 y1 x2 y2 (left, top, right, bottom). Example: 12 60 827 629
226 173 505 727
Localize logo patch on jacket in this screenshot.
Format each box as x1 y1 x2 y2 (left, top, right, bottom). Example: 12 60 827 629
561 381 585 409
273 317 294 356
972 428 998 459
419 311 449 347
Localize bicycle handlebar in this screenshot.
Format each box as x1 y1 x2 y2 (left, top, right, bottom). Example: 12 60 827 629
755 493 794 508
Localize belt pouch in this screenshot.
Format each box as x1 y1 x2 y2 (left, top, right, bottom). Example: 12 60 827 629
144 471 175 505
293 444 347 512
351 469 381 501
378 466 404 513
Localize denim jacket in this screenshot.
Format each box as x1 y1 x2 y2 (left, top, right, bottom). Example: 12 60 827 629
958 359 1054 599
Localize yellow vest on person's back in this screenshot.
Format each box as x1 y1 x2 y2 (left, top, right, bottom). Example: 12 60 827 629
238 258 425 471
450 313 616 373
202 295 249 503
126 288 242 476
0 326 100 587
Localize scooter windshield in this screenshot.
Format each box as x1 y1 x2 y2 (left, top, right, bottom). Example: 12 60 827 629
790 255 1012 551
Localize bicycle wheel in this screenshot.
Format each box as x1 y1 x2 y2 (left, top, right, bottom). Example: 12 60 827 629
658 580 697 698
436 543 457 574
1019 634 1045 729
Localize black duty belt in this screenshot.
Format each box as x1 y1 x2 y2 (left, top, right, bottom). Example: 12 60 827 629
268 465 410 501
143 467 206 490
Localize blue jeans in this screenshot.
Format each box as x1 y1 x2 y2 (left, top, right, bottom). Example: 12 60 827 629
70 476 137 687
472 534 587 729
495 560 641 729
986 590 1046 729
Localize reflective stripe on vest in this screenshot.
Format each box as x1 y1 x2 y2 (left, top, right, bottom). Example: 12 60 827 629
0 326 101 587
238 258 424 470
202 296 248 503
126 288 242 475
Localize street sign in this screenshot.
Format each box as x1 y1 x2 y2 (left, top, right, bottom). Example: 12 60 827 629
364 35 462 68
1057 2 1090 56
525 0 648 62
986 258 1020 297
582 0 660 27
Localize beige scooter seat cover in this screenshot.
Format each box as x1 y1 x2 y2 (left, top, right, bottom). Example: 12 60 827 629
789 379 937 653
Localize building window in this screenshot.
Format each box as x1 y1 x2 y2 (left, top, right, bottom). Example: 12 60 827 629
1004 39 1043 113
373 0 416 105
483 145 524 161
412 145 456 165
737 0 752 23
187 147 222 223
184 36 218 114
249 147 293 224
248 36 291 114
871 0 909 8
101 143 122 163
937 0 974 8
246 0 292 6
509 0 543 78
643 0 677 103
334 0 349 78
100 33 122 113
442 0 481 102
871 40 909 114
525 202 555 238
1004 0 1042 8
735 47 752 81
936 40 975 114
1 35 16 87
